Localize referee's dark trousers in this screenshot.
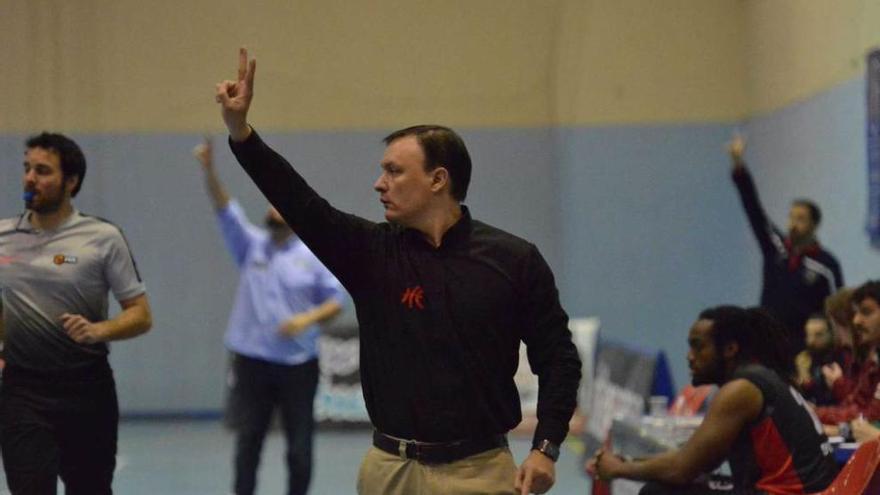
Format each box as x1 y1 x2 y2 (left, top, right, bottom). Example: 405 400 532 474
0 361 119 495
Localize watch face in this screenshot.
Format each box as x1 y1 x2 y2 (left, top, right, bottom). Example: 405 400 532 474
538 440 559 461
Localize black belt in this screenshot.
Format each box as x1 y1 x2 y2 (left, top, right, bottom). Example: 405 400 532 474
372 430 507 464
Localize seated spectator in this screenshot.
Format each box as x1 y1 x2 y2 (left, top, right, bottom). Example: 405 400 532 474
587 306 837 494
816 280 880 426
796 315 848 405
820 288 858 399
826 288 856 351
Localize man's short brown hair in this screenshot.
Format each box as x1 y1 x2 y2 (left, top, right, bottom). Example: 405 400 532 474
383 125 472 202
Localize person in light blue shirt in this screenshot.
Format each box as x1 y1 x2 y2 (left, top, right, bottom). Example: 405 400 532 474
195 138 344 495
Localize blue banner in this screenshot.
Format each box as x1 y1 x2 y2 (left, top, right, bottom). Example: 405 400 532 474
868 49 880 247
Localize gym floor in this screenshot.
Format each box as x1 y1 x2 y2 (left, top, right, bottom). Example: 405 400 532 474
0 420 590 494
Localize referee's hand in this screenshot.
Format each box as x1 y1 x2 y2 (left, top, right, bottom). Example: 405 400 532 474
60 313 106 344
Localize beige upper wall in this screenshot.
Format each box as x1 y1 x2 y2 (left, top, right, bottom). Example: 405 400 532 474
7 0 874 132
553 0 748 125
2 0 753 132
743 0 880 116
2 0 562 132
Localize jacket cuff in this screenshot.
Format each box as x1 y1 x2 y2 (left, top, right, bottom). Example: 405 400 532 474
228 128 261 154
532 418 568 450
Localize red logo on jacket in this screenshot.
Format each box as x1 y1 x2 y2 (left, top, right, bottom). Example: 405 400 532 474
401 286 425 310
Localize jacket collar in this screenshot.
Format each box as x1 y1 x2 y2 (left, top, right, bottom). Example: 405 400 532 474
404 205 472 250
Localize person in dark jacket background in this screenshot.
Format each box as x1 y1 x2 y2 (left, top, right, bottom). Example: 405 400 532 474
727 134 843 350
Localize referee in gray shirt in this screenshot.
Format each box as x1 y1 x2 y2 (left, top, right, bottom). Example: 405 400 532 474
0 132 152 494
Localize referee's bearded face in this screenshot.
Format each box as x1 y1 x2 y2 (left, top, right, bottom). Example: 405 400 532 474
23 147 71 214
374 136 437 227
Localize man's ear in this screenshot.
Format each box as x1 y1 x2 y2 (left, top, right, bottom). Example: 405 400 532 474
722 341 739 360
63 175 79 196
431 166 450 193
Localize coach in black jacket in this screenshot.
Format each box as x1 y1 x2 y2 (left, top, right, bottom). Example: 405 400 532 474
728 135 843 349
214 49 581 495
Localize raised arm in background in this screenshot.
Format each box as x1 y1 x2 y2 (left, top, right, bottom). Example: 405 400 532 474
728 134 781 257
193 137 230 210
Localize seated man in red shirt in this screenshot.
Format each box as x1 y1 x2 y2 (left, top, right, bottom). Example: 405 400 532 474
588 306 837 494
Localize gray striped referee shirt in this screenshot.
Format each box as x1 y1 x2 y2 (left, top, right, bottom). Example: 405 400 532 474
0 211 146 370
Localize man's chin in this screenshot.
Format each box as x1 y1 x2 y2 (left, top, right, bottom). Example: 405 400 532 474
789 232 808 244
807 346 831 356
691 374 711 386
28 200 63 215
384 210 407 225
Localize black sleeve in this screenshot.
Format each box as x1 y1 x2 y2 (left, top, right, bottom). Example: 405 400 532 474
229 130 376 290
519 246 582 448
731 166 783 258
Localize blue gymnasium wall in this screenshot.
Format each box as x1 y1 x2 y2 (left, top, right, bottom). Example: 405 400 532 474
5 78 877 412
2 123 754 412
0 129 562 412
742 78 880 290
558 76 880 391
556 123 756 391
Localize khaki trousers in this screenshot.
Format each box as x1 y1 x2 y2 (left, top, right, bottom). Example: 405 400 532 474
356 445 518 495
